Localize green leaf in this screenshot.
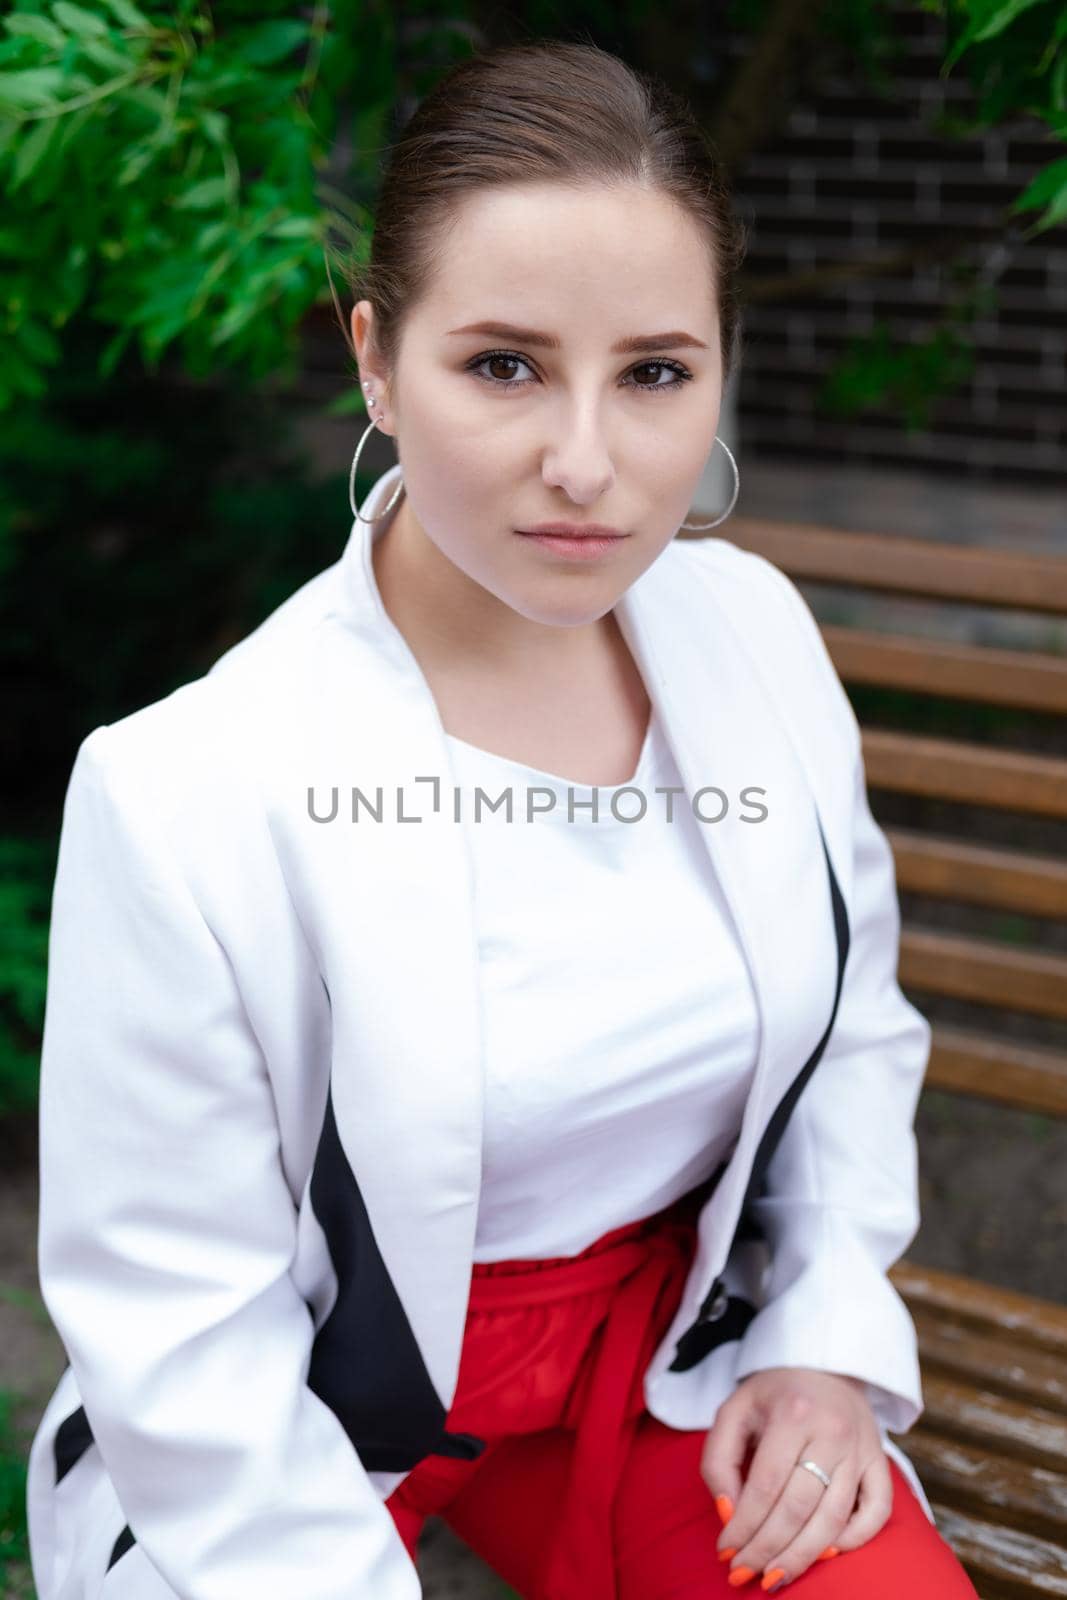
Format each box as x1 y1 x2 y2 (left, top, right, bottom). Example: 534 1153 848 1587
943 0 1050 71
172 175 229 210
0 68 66 112
1009 153 1067 210
96 0 151 27
0 344 47 398
121 82 172 123
97 322 134 378
207 295 260 345
194 219 232 253
10 116 57 189
79 36 134 74
13 315 61 364
198 109 228 145
1026 186 1067 231
50 100 94 159
266 215 320 240
3 14 66 49
115 144 158 187
51 1 110 39
1051 53 1067 115
231 20 311 67
974 0 1051 37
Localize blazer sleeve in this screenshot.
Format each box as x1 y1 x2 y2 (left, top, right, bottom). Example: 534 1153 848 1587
729 564 931 1439
36 726 422 1600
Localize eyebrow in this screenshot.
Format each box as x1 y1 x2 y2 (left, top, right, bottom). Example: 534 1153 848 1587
446 321 709 354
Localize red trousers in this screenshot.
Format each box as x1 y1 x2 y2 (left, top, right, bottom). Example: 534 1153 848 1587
386 1187 978 1598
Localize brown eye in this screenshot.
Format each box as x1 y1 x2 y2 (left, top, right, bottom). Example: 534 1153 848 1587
466 350 537 389
486 354 522 381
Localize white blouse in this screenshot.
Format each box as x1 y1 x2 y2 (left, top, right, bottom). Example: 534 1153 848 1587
443 704 762 1262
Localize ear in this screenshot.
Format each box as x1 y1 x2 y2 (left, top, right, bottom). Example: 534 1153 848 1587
350 301 392 428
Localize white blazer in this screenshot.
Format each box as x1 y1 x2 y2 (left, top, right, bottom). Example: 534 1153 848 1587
27 463 936 1600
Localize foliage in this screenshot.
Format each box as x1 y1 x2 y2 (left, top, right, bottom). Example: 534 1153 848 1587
0 838 52 1118
812 0 1066 423
0 329 349 768
0 363 364 620
0 1389 30 1576
922 0 1067 232
0 0 403 412
816 317 976 430
815 263 990 427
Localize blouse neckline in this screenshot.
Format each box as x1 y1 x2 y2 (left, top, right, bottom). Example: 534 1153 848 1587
443 707 671 812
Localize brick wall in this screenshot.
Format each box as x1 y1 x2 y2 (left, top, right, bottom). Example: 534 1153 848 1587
729 2 1066 483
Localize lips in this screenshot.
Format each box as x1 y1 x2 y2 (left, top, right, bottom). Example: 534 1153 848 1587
515 530 626 561
519 522 626 539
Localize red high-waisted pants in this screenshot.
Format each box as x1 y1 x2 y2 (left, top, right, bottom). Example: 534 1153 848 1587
385 1186 978 1598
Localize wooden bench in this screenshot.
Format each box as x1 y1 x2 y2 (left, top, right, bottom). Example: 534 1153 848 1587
693 518 1067 1599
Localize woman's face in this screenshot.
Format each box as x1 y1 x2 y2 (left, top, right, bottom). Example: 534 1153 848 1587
351 181 724 633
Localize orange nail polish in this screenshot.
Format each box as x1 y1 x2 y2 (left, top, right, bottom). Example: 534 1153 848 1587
728 1566 756 1587
718 1546 738 1562
716 1493 735 1523
760 1569 786 1591
816 1546 839 1561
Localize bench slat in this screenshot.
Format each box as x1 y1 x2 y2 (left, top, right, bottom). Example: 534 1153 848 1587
886 827 1067 918
925 1499 1067 1598
917 1372 1067 1472
862 729 1067 817
900 928 1067 1019
714 520 1067 615
911 1308 1067 1414
891 1261 1067 1357
924 1024 1067 1118
899 1429 1067 1545
824 625 1067 714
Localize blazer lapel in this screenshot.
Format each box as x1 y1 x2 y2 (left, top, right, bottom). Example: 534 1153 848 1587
613 546 841 1173
612 543 846 1356
263 471 488 1463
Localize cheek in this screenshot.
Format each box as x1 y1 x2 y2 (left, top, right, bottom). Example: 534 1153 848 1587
656 421 723 501
417 418 511 489
415 435 519 551
670 406 721 457
400 423 484 511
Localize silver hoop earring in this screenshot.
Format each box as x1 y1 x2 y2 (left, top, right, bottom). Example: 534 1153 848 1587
680 437 740 531
349 383 405 524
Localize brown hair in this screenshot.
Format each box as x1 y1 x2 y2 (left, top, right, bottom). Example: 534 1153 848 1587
334 37 747 394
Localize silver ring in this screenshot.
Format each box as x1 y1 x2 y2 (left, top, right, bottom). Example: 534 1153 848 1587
796 1459 831 1489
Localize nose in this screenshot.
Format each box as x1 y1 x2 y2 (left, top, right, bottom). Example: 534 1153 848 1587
541 399 616 504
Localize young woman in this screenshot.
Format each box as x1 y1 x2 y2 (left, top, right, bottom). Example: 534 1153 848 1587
27 37 979 1600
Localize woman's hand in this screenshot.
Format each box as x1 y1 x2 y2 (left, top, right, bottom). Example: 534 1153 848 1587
700 1367 892 1590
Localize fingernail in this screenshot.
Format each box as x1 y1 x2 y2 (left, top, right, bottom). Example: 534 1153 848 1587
817 1546 839 1561
718 1546 738 1562
728 1567 756 1587
715 1493 735 1523
760 1569 786 1591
